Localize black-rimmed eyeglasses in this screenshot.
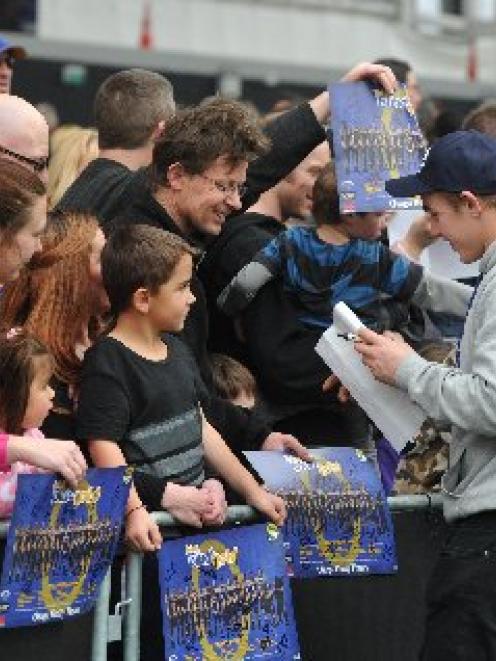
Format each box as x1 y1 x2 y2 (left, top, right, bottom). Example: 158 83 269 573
0 145 49 173
198 173 247 199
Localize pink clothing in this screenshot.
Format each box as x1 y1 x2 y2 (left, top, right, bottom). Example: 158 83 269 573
0 428 45 518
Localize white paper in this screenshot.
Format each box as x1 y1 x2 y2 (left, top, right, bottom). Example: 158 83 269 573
387 209 479 279
315 303 426 451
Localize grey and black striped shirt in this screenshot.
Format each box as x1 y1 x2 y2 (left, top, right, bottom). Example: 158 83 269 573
77 334 205 508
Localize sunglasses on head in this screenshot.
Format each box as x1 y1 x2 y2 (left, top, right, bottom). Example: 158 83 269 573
0 145 49 173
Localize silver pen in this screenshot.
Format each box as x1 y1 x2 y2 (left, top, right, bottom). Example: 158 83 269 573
337 332 361 342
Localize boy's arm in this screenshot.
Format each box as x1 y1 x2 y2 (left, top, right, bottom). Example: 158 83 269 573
217 237 283 317
201 411 286 526
412 270 473 317
379 243 473 317
356 312 496 435
217 261 276 316
89 439 162 552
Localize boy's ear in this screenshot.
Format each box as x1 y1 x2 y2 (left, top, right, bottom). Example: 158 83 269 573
152 120 166 141
133 287 151 314
166 162 188 191
460 190 483 216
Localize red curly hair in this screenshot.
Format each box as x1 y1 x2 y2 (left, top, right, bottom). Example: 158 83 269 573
0 212 100 386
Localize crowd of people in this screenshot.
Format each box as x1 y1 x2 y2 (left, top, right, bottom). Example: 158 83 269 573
2 30 496 659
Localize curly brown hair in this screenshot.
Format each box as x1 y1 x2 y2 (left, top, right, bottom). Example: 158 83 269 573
152 97 270 189
0 212 100 386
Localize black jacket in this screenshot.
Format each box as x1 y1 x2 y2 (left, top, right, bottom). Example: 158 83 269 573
199 210 333 406
199 210 372 447
108 101 328 452
56 158 148 227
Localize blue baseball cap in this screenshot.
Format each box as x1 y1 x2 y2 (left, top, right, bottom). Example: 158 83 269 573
0 36 26 60
386 130 496 198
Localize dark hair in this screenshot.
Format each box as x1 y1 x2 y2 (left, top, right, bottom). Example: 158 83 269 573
373 58 411 85
95 69 175 150
210 353 256 402
102 224 197 319
312 162 341 226
430 109 462 141
462 100 496 137
152 97 270 188
0 158 46 243
0 330 52 435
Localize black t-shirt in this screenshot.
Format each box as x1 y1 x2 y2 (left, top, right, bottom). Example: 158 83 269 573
76 334 205 509
55 158 148 229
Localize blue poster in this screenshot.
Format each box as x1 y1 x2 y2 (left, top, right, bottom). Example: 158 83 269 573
244 448 397 578
158 523 300 660
0 467 132 627
329 81 427 213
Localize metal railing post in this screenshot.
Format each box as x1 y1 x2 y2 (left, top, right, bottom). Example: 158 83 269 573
91 567 111 661
123 551 143 661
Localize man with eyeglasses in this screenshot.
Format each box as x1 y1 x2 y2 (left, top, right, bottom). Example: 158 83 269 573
200 140 330 362
0 94 49 183
108 63 396 467
0 36 26 95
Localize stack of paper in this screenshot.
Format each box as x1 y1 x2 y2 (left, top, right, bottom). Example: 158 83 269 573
315 302 426 451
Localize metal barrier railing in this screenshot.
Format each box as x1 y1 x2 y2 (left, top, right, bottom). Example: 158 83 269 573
0 494 445 660
122 494 444 661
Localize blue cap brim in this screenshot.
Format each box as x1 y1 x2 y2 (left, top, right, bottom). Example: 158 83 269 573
386 174 432 198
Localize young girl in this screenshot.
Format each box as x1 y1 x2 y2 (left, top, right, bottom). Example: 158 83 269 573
0 330 55 517
0 211 107 442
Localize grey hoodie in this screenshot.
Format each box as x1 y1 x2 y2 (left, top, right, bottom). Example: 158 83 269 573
397 240 496 522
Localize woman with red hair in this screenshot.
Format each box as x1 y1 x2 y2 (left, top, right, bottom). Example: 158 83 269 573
0 159 86 484
1 210 107 441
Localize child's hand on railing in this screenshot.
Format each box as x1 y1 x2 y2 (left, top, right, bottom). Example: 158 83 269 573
200 478 228 526
161 482 212 528
125 506 162 553
245 486 286 527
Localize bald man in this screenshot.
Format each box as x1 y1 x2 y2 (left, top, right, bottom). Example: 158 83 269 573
0 94 49 183
0 96 86 484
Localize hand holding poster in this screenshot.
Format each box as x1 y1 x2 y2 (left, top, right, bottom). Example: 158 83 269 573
329 81 427 213
0 467 132 627
159 523 300 660
244 448 397 578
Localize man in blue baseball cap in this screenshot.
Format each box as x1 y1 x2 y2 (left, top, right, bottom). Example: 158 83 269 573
0 35 26 95
355 129 496 659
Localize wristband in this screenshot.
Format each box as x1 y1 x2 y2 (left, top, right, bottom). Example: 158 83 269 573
0 433 9 471
126 503 147 519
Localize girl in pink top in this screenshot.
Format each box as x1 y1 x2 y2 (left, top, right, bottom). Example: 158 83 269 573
0 330 54 517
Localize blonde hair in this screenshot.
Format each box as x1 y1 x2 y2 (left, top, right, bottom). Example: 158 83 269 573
48 126 98 209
